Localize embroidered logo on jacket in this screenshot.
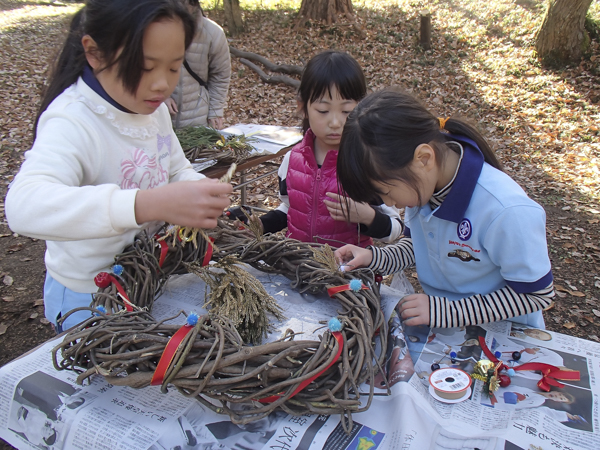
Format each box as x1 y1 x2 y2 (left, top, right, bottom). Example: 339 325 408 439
448 249 480 262
457 218 472 241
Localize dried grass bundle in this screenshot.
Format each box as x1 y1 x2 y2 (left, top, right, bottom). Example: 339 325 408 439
186 255 285 345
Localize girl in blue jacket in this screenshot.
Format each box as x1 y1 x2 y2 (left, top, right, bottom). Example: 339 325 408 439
335 88 554 329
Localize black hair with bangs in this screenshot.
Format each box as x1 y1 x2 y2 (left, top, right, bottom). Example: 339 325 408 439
337 87 502 206
35 0 195 135
298 50 366 133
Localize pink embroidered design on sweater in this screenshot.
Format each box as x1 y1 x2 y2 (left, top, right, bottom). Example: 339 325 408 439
120 134 171 189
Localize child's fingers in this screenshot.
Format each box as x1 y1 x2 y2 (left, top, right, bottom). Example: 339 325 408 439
325 192 340 202
201 179 234 194
323 199 342 211
399 295 429 326
334 245 354 264
325 202 346 221
399 298 415 316
323 200 335 211
402 315 428 327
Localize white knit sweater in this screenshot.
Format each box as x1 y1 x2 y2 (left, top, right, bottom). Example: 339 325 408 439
5 78 203 293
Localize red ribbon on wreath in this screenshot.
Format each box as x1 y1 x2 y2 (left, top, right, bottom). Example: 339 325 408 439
151 314 199 386
202 237 214 267
155 237 169 268
155 235 213 269
94 272 133 312
258 331 344 403
327 279 370 298
478 336 579 392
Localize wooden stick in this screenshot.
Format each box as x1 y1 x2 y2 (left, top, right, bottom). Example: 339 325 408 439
420 10 431 50
229 46 303 76
238 58 300 89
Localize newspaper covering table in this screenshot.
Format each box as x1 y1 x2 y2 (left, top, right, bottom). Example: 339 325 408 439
1 266 599 450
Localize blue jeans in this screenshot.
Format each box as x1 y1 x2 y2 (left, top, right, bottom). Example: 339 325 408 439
44 273 94 333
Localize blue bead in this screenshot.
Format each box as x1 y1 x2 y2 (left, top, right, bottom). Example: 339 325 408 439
112 264 124 276
328 317 343 332
186 312 199 326
95 305 107 316
494 351 502 359
450 351 457 358
349 279 363 291
507 368 516 377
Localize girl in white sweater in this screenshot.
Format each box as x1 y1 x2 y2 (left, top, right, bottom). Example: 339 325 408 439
5 0 232 331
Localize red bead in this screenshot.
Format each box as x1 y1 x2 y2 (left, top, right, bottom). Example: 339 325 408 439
94 272 111 289
499 374 511 387
375 274 383 283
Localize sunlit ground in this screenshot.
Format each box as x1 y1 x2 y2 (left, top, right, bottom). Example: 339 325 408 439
0 0 599 205
0 1 79 31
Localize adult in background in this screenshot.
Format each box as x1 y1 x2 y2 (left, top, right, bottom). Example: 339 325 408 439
166 0 231 129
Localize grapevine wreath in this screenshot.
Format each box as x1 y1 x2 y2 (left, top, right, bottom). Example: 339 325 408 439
52 143 389 432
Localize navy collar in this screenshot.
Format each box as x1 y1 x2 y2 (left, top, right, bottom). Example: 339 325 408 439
82 65 132 113
432 134 484 223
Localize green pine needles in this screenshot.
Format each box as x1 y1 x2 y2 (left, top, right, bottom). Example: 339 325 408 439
175 126 255 166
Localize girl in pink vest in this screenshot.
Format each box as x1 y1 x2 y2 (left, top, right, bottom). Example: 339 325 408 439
257 51 402 248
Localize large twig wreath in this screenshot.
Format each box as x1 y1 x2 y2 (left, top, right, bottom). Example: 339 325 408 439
52 221 388 432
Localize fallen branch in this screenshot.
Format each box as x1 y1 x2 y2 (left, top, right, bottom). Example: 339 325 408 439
229 47 303 76
239 58 300 89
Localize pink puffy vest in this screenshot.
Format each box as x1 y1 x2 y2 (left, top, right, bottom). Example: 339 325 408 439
286 130 372 248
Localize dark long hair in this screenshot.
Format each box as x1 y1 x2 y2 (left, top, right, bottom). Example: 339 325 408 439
337 87 502 205
298 50 366 133
35 0 195 134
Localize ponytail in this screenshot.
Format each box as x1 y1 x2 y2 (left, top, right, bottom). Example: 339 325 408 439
35 8 86 136
443 118 502 171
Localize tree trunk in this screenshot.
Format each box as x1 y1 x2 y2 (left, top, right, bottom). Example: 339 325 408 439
534 0 593 64
297 0 354 25
223 0 244 37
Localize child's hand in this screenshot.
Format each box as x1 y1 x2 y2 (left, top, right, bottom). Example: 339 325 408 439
208 117 224 129
224 206 252 224
165 98 178 115
324 193 376 226
135 178 232 229
398 294 430 326
334 244 373 270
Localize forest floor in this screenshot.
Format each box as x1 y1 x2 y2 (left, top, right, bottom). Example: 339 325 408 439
0 1 599 446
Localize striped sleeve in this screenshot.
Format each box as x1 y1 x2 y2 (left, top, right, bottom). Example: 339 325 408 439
367 237 416 276
429 283 555 328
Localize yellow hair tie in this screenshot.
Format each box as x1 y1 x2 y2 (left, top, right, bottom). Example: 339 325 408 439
438 117 449 130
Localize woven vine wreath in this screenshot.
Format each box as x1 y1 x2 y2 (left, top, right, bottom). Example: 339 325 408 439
52 221 389 432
